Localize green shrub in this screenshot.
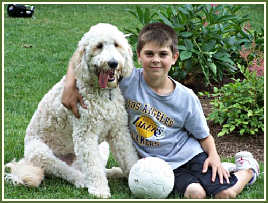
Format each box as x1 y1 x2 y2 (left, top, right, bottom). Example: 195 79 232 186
126 4 255 85
239 27 264 68
201 62 264 137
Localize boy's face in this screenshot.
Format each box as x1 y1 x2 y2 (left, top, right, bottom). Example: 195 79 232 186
137 41 178 79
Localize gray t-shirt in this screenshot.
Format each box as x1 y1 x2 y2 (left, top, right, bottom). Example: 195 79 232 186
119 68 210 169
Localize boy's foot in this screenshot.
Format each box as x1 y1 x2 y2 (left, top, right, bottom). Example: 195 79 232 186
221 162 237 173
235 151 260 185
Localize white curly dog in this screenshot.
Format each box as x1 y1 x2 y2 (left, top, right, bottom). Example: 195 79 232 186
5 23 139 198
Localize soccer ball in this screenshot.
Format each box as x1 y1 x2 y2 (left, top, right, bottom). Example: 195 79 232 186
128 157 174 199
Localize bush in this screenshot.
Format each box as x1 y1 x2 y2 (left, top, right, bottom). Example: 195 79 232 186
201 60 264 137
126 4 255 85
235 22 264 68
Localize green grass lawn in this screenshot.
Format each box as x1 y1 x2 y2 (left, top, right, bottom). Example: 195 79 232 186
3 3 265 200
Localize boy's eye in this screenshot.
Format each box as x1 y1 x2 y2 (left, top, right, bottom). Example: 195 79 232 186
160 52 168 57
145 52 153 56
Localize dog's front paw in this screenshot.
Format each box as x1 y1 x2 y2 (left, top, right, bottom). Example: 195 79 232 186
72 173 86 188
106 167 124 178
88 187 111 199
74 180 86 188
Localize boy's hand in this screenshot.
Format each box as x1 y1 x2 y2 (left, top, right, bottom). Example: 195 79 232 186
62 83 87 118
202 154 230 184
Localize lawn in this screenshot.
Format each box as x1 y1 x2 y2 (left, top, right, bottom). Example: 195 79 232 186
3 3 265 200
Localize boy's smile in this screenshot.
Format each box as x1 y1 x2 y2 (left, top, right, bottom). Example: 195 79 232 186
138 42 178 77
138 41 179 95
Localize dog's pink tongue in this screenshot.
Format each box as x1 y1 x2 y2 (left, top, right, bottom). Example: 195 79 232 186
98 71 109 88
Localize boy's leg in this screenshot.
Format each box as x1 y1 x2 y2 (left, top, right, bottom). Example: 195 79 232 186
184 183 206 199
174 151 259 199
215 169 254 198
173 152 236 199
215 151 259 198
173 160 207 199
181 152 238 197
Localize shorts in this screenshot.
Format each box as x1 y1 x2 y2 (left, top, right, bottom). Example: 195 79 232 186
173 152 238 197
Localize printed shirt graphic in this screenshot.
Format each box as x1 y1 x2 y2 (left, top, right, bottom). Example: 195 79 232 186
120 68 210 169
131 114 165 146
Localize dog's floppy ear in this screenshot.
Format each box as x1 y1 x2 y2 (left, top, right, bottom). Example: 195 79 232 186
72 47 85 67
73 46 91 82
77 47 85 64
122 44 134 78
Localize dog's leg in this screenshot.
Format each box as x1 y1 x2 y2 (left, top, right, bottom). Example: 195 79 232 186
109 126 139 177
72 129 111 198
105 167 123 178
24 139 85 188
98 141 110 167
98 141 124 178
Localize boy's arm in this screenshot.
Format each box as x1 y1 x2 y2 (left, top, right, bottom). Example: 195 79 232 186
62 49 87 118
200 135 230 184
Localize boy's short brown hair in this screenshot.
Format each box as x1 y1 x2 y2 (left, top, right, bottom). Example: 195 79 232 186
137 22 178 55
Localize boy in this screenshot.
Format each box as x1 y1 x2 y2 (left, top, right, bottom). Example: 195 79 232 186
62 22 259 198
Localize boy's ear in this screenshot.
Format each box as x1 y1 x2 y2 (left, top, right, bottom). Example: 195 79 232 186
136 50 140 58
172 51 179 65
136 51 141 64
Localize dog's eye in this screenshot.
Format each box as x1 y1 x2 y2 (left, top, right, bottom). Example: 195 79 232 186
114 42 119 47
96 43 103 49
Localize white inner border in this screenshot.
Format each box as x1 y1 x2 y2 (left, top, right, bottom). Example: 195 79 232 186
2 2 266 202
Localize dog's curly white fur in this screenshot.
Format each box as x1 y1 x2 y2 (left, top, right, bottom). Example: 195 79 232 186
5 23 139 198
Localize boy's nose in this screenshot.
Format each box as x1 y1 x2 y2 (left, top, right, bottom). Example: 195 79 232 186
152 55 160 63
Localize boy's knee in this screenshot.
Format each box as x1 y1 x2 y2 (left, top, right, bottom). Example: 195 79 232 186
215 188 237 199
184 183 206 199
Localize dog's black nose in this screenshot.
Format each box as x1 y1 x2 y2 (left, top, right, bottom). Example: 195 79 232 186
108 60 118 69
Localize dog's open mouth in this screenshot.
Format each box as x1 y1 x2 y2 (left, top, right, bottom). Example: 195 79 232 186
98 69 116 88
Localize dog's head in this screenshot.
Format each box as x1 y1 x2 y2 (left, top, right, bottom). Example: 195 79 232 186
75 23 133 89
